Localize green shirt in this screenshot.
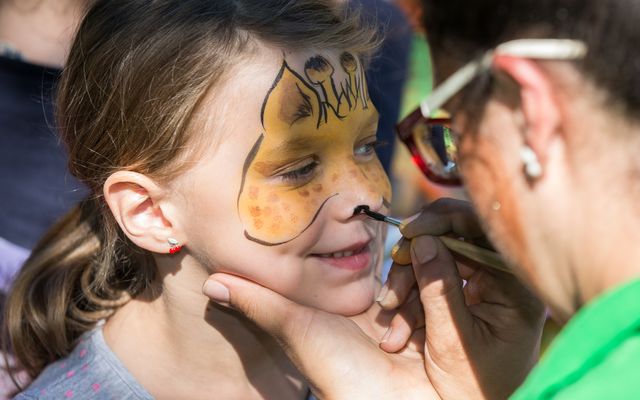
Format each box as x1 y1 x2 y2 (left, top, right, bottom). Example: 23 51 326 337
511 278 640 399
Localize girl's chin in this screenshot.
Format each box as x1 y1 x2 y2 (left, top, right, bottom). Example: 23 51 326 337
308 286 377 316
331 300 375 316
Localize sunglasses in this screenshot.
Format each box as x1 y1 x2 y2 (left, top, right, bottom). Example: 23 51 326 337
395 39 587 186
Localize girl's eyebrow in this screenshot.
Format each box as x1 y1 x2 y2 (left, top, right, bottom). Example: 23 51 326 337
264 136 324 156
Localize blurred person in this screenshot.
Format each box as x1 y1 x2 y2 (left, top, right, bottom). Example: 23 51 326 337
0 1 87 397
0 0 88 294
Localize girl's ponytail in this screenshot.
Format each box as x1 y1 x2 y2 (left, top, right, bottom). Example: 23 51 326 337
3 199 138 378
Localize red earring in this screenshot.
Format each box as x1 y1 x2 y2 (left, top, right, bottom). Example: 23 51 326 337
168 238 183 254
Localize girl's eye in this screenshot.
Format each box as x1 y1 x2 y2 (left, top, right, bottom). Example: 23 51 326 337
354 139 385 159
276 160 319 184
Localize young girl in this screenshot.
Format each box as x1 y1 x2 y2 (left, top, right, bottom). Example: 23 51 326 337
4 0 394 398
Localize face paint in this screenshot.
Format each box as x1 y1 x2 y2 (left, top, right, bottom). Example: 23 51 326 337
237 52 392 245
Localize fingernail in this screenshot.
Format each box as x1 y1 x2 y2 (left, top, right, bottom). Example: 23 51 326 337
399 212 420 230
376 283 389 303
413 236 438 264
381 327 392 343
203 280 230 306
390 244 400 257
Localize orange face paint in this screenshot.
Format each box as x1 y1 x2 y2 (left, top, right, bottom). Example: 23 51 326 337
237 52 392 245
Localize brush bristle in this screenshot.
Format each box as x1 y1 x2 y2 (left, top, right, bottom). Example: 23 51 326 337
353 205 370 216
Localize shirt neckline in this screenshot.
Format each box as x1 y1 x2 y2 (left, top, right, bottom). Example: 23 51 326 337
515 278 640 397
88 325 155 399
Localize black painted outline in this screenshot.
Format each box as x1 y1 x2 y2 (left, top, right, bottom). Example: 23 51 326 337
260 61 324 130
236 134 264 213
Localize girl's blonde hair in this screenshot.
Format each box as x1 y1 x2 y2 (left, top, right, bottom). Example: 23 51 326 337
3 0 379 380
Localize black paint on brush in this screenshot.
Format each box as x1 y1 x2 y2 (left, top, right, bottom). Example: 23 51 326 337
353 205 402 226
353 205 370 216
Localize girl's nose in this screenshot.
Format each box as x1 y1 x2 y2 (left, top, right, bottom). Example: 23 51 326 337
333 171 387 222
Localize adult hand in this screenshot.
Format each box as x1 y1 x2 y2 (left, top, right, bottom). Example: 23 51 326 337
202 198 546 400
381 198 546 400
202 274 439 400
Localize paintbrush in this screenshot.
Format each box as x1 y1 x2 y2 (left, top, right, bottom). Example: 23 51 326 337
353 205 511 274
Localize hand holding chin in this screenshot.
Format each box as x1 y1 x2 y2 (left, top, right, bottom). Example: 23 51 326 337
203 273 437 400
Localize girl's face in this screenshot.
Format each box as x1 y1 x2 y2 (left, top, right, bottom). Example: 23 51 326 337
174 48 391 316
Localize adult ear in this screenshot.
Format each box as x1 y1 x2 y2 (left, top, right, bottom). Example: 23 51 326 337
492 55 561 166
103 171 183 254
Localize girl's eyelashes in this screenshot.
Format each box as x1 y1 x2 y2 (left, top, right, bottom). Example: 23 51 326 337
276 159 320 184
354 139 387 159
272 138 385 185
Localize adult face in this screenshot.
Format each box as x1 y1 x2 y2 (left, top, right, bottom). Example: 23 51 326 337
430 48 600 322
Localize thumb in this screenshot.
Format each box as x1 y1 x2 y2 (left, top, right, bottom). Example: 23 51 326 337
202 273 374 397
203 273 315 349
410 236 473 357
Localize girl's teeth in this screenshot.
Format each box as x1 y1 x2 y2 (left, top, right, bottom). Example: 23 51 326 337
329 250 355 258
317 249 362 258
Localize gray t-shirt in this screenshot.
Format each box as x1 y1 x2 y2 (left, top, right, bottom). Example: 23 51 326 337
15 326 316 399
15 326 154 399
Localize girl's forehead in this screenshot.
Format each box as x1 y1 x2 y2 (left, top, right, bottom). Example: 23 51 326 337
196 48 360 150
219 47 352 98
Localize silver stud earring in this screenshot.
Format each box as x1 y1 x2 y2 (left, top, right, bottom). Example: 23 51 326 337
520 145 542 179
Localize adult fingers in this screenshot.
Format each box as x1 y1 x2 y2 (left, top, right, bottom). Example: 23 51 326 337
401 198 485 243
379 290 425 353
377 261 416 310
391 237 412 265
464 268 546 332
410 236 473 358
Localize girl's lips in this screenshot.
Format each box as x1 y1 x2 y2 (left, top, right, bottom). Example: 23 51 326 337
310 244 372 271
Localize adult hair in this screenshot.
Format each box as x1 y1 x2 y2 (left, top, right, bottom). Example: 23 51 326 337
421 0 640 119
3 0 378 380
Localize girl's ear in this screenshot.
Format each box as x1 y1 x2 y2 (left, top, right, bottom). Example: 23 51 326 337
492 55 562 165
103 171 184 254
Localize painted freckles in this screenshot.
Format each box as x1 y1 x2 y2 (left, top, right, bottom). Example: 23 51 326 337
237 52 392 245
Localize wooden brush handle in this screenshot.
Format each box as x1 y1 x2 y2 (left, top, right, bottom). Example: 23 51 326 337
438 236 511 274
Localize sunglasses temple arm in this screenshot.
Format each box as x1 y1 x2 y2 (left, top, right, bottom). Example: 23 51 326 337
495 39 587 60
420 52 493 118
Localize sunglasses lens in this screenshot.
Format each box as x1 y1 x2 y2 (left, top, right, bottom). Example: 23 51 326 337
411 121 460 183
